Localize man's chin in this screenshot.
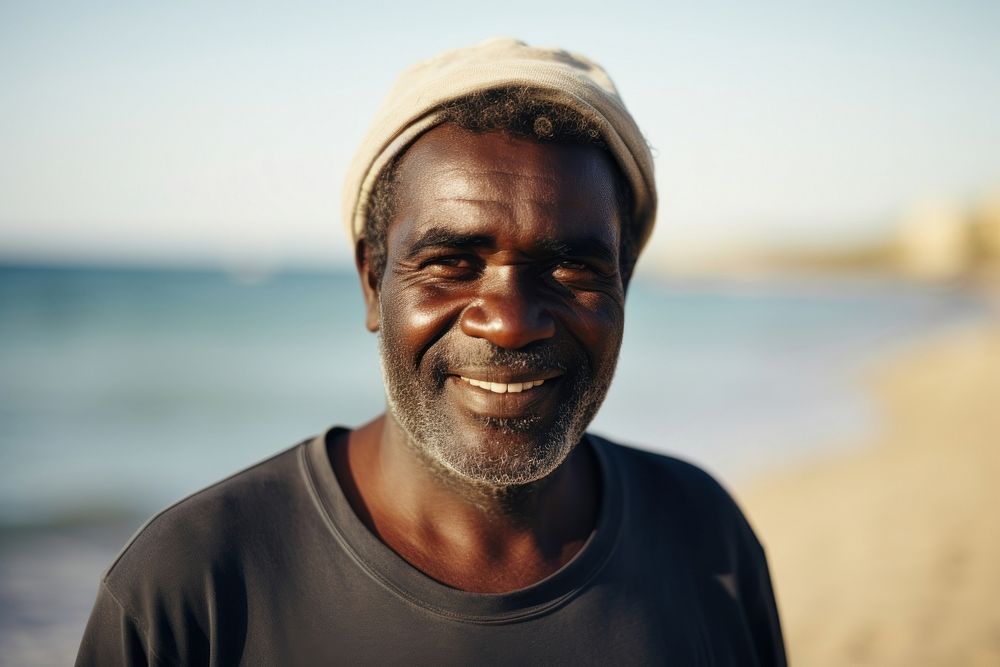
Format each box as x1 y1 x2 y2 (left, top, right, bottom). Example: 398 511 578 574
476 414 544 433
414 421 577 489
435 450 567 489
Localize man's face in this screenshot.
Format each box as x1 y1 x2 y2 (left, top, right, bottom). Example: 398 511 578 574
364 124 627 487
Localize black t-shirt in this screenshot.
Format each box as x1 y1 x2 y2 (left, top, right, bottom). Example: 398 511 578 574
76 429 786 666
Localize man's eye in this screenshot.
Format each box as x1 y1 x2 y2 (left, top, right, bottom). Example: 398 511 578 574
552 259 597 279
422 256 479 276
433 256 473 267
558 260 590 271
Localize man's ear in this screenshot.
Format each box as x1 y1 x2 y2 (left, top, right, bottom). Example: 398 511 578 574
355 237 380 333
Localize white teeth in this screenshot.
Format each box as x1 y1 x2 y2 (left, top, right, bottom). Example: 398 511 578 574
459 377 546 393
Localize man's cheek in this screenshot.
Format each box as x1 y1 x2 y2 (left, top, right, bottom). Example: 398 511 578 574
382 287 467 350
549 300 624 360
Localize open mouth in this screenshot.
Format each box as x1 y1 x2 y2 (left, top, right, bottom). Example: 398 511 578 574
447 371 564 419
457 376 547 394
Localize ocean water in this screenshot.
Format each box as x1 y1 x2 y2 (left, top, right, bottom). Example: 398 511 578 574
1 264 991 526
0 263 993 663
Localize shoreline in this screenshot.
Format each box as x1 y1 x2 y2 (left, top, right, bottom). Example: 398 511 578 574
739 319 1000 665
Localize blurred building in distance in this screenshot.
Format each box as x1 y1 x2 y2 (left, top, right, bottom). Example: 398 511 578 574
685 187 1000 283
895 200 971 279
895 190 1000 282
972 192 1000 269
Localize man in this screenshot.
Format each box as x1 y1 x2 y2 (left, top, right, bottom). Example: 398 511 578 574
78 39 785 665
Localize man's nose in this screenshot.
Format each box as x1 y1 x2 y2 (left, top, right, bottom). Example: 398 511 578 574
459 270 556 349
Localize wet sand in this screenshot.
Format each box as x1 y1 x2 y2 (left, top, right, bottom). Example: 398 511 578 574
742 323 1000 665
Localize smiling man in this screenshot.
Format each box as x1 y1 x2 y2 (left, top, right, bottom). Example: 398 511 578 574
78 39 785 665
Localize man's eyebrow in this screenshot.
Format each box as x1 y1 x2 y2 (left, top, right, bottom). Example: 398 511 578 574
403 228 617 264
534 235 617 265
404 228 495 259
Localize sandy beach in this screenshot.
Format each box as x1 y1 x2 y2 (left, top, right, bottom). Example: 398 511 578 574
741 321 1000 665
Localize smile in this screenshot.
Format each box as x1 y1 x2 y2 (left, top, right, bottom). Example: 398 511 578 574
458 376 547 394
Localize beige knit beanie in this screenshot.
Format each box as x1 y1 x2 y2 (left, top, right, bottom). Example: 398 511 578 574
342 38 657 250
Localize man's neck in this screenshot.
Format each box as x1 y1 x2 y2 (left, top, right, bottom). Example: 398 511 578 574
331 414 600 593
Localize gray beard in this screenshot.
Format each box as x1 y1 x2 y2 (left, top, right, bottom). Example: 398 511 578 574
377 313 619 490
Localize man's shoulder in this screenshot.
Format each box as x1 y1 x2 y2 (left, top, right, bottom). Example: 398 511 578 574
101 437 314 595
590 433 733 499
588 432 754 537
589 432 773 587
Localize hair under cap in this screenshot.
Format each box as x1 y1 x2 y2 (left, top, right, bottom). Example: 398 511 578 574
342 37 657 251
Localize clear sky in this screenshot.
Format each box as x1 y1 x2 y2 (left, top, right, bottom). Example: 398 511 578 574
1 0 998 270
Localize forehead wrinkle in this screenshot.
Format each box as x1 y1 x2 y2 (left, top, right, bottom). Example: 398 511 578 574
424 197 606 236
429 167 560 202
430 197 563 209
424 199 600 237
433 165 559 183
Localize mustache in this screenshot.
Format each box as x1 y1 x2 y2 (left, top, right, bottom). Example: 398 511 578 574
433 343 578 381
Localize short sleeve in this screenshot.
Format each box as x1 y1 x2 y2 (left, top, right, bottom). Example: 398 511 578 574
75 580 165 667
739 532 787 667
